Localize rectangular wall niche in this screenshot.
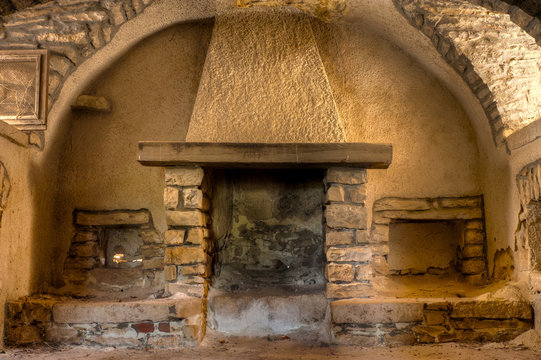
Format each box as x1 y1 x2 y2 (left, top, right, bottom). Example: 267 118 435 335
58 209 165 299
388 220 463 274
210 169 326 292
371 196 487 285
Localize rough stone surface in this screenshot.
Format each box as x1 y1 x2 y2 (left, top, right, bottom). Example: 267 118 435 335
326 168 367 185
186 9 346 143
52 298 201 323
331 299 424 324
165 167 204 187
164 246 208 265
326 246 371 262
164 229 186 245
75 210 150 226
164 187 180 210
326 283 375 299
325 204 366 229
326 263 354 282
451 300 532 319
165 210 207 227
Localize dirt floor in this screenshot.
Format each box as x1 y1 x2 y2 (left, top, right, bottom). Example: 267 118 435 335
2 335 541 360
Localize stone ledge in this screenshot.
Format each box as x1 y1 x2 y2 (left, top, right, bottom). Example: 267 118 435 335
52 297 202 324
331 299 424 324
75 209 150 226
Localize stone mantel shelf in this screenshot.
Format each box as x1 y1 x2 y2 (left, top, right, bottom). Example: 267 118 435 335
137 142 392 169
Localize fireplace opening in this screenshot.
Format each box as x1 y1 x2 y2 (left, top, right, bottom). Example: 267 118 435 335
388 220 463 275
210 169 326 293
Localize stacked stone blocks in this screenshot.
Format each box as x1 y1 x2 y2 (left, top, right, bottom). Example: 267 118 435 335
370 196 487 283
324 167 372 299
163 166 212 301
5 296 201 347
61 209 163 295
331 298 532 345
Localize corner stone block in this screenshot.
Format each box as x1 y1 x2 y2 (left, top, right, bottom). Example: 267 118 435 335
166 210 207 227
165 229 186 245
164 246 208 265
182 188 208 210
326 263 355 282
325 204 366 229
165 167 204 187
164 187 180 210
326 230 354 246
461 259 486 274
325 184 345 203
326 167 367 185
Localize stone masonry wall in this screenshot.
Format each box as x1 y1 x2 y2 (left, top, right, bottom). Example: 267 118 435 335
395 0 541 144
324 167 373 300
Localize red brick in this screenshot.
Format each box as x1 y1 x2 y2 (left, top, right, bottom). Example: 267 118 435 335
131 322 155 333
158 322 171 333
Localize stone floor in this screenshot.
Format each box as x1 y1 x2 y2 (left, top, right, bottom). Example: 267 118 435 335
2 333 541 360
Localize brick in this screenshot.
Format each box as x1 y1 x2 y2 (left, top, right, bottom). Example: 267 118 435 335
132 322 154 333
451 301 532 320
439 197 482 208
325 204 366 229
327 246 371 262
326 283 374 299
164 187 180 210
164 265 178 281
166 210 207 227
372 255 388 275
326 167 367 184
69 242 99 257
325 184 345 203
141 245 164 258
158 322 171 333
462 245 484 258
326 263 354 282
142 257 163 270
165 167 204 186
186 228 207 245
355 230 368 244
462 259 485 274
165 229 185 245
164 246 208 265
355 264 372 280
465 230 484 244
347 185 366 203
466 220 484 230
374 198 431 212
325 230 354 246
424 310 446 325
142 230 162 244
73 231 98 243
182 188 208 210
181 264 209 276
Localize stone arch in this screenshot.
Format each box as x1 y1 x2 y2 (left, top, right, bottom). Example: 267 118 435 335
394 0 541 145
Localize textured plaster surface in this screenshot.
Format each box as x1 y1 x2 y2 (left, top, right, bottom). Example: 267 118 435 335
186 8 346 143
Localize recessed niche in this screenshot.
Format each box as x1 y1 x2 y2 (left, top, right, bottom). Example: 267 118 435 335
388 220 463 274
105 228 144 269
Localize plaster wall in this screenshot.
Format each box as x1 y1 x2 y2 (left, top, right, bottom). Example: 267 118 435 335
0 137 59 346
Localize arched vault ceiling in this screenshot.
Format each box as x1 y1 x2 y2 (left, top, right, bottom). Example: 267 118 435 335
1 0 540 149
394 0 541 144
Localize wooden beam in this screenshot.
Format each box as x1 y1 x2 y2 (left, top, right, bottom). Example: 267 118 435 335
137 142 392 169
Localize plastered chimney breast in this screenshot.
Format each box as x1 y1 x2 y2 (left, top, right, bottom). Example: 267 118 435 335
186 8 346 143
